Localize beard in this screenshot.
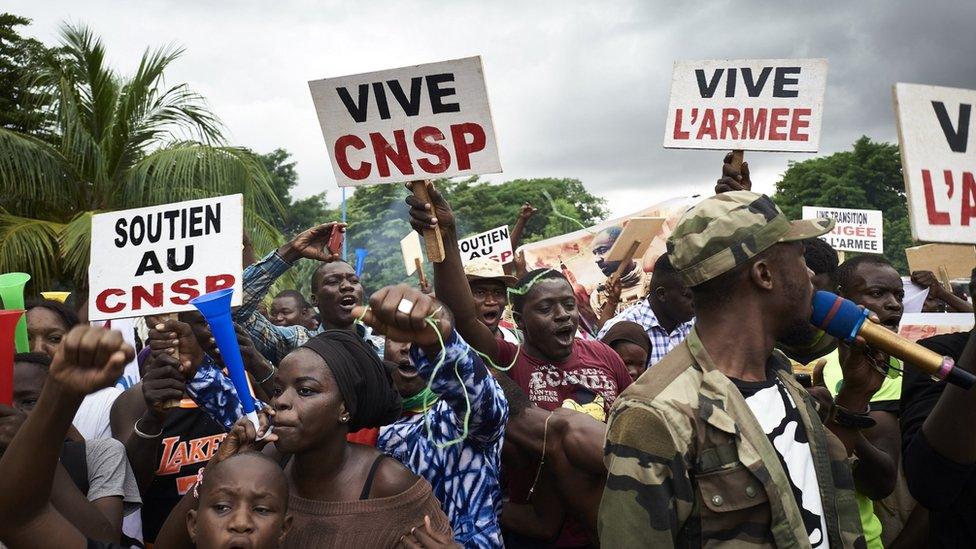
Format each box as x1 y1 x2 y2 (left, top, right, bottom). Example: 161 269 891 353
779 317 817 346
778 266 815 346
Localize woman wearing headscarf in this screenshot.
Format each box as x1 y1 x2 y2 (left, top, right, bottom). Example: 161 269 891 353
270 328 453 548
599 320 652 382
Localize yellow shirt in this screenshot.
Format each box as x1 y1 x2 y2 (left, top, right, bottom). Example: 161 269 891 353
822 349 903 549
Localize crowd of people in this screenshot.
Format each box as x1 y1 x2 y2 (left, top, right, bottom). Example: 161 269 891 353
1 154 975 548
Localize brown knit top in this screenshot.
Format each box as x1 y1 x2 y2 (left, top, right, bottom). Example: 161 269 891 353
282 476 453 548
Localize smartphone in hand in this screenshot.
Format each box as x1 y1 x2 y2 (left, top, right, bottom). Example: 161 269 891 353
327 226 344 256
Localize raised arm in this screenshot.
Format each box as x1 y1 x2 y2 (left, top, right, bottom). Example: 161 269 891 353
0 326 133 549
912 270 974 313
406 182 500 362
235 222 342 362
510 202 537 251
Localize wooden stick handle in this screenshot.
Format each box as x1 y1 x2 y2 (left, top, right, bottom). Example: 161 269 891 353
408 180 445 263
415 258 428 287
730 149 744 172
607 241 641 289
157 312 183 410
939 265 952 293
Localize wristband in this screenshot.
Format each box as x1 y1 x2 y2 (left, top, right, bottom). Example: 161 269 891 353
134 417 164 438
828 402 876 429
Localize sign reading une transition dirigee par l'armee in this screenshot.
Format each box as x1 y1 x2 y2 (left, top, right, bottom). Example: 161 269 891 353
309 56 502 187
802 206 884 253
88 195 244 321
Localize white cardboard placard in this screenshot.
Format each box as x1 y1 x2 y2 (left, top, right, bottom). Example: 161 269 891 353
89 195 243 321
894 83 976 243
664 58 827 152
458 225 512 265
309 56 502 187
802 206 883 253
400 231 423 276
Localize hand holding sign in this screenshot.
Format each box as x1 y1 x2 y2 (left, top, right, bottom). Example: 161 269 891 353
715 151 752 193
279 222 345 264
407 181 455 237
148 319 205 375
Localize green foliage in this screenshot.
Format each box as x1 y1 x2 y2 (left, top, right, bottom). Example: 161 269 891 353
0 21 284 292
0 13 56 137
340 177 608 293
773 136 913 272
440 176 607 243
257 148 335 238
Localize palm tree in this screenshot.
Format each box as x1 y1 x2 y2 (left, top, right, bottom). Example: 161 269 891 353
0 23 283 292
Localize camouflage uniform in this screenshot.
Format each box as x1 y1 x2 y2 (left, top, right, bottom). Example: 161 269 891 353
599 192 865 548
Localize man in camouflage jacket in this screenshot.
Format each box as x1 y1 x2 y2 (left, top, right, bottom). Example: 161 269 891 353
600 191 868 548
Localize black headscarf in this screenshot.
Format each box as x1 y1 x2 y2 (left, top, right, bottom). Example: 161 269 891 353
300 330 402 431
600 320 652 355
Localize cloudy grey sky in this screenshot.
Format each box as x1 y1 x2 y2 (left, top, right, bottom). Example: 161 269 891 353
10 0 976 217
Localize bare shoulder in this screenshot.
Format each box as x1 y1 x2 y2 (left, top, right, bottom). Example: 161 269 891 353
356 446 419 499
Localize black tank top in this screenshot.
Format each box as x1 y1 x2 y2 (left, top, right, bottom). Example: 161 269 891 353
141 407 225 543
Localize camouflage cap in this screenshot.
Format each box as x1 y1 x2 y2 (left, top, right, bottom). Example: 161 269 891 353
667 191 834 287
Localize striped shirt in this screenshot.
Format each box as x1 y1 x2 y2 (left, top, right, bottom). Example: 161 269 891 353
597 299 694 366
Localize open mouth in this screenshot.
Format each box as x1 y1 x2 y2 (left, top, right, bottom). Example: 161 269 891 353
481 310 499 324
338 295 358 310
553 324 575 342
881 316 902 331
397 362 419 378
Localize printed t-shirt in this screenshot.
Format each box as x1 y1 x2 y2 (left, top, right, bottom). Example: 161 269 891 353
733 373 830 548
141 407 226 543
496 337 632 415
497 337 631 547
822 348 902 549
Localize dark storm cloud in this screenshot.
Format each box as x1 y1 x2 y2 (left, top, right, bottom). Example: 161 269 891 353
10 0 974 215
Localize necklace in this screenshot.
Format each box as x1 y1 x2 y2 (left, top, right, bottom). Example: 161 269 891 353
528 411 554 500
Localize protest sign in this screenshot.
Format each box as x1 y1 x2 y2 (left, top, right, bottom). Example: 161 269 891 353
801 206 883 253
902 277 929 315
309 56 501 187
88 195 243 321
458 225 513 265
898 312 974 342
894 83 976 243
664 58 828 152
520 196 697 312
400 231 423 276
905 243 976 280
605 217 667 262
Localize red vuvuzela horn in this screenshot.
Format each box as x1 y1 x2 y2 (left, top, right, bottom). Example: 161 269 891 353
0 309 25 405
